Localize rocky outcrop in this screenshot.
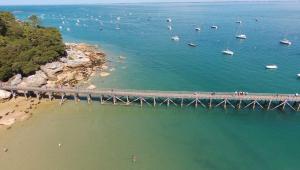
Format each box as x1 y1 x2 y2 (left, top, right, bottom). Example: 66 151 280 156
0 90 11 99
20 71 48 87
9 74 22 86
5 43 106 89
63 47 91 68
40 62 64 78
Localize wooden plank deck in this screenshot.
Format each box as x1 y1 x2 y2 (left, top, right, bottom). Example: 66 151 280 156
1 85 299 111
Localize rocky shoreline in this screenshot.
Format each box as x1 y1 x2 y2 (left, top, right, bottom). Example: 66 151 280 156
0 43 108 128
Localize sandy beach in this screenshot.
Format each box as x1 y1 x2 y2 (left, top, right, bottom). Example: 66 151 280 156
0 97 42 129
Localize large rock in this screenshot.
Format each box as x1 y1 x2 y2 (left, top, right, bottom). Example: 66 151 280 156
40 62 64 78
21 71 48 87
63 49 91 68
9 74 22 86
87 84 96 90
0 90 11 99
56 71 76 83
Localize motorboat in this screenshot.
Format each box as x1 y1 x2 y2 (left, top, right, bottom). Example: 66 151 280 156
168 25 172 30
166 18 172 22
195 27 201 31
297 73 300 78
235 21 242 24
171 36 180 41
222 49 234 55
265 65 278 69
188 43 197 47
280 39 292 46
211 25 218 29
236 34 247 39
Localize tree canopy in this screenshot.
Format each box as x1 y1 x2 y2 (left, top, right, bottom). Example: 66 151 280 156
0 12 65 81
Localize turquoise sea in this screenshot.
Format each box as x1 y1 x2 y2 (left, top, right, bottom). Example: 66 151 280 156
1 2 300 170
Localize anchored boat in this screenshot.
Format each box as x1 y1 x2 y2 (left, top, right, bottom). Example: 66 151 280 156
236 34 247 39
265 65 278 69
195 27 201 31
222 49 234 55
211 25 218 29
188 43 197 47
171 36 180 41
166 18 172 23
280 39 292 46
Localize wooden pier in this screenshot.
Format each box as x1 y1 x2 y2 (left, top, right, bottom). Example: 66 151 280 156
1 85 300 111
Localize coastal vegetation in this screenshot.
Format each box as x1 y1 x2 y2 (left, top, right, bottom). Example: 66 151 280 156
0 12 65 81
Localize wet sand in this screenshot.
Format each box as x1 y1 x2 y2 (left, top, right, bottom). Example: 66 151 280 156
0 97 55 130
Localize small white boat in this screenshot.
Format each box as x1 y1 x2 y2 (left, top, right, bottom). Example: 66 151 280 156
265 65 278 69
59 26 63 30
211 25 218 29
297 73 300 77
236 34 247 39
195 27 201 31
171 36 180 41
116 16 121 21
167 25 172 30
222 49 234 55
235 21 242 24
188 43 197 47
280 39 292 46
66 28 71 32
166 18 172 23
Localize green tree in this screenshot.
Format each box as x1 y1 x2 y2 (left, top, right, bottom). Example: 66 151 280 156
0 18 7 35
28 15 40 27
0 12 65 81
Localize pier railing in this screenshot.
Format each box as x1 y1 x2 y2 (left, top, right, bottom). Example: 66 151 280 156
1 85 299 111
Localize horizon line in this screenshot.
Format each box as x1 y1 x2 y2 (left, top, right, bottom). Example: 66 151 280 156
0 0 299 6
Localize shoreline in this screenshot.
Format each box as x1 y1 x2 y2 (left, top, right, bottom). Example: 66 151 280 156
0 42 110 129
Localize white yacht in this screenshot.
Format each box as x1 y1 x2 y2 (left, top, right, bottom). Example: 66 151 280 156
188 43 197 47
236 34 247 39
168 25 172 30
265 65 278 69
211 25 218 29
195 27 201 31
222 49 234 55
171 36 180 41
297 73 300 78
280 39 292 46
166 18 172 23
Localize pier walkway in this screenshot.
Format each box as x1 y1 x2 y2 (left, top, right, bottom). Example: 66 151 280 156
1 85 300 111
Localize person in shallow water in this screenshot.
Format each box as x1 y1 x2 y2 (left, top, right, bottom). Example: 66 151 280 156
132 154 137 163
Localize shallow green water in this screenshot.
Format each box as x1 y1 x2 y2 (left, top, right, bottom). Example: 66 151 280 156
1 102 300 170
1 2 300 170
